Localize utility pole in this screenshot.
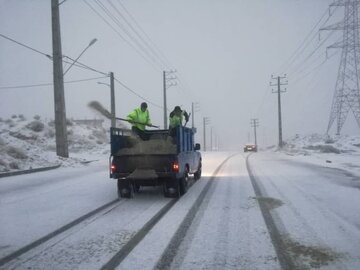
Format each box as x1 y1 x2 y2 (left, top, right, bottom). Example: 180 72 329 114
97 73 115 128
210 127 213 151
191 102 200 134
163 71 167 129
270 75 287 148
321 0 360 134
163 70 177 128
251 118 259 146
203 117 210 151
51 0 68 158
110 72 115 128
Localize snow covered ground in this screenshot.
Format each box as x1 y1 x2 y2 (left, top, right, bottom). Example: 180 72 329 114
0 115 110 173
275 133 360 178
1 115 359 177
1 116 360 269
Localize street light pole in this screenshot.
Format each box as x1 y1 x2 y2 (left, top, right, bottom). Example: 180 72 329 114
110 72 115 128
63 38 97 76
97 72 116 128
203 117 210 151
51 0 68 158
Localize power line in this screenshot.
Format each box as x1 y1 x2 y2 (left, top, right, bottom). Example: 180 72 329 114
113 0 173 70
288 30 336 76
82 0 161 72
291 49 340 85
0 33 51 58
0 76 109 90
113 77 163 109
62 56 109 76
0 33 108 77
277 6 338 74
107 0 169 69
1 22 164 113
94 0 160 65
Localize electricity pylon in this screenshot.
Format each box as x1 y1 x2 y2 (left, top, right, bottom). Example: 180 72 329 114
321 0 360 134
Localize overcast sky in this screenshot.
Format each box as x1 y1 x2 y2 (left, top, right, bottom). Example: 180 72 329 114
0 0 358 150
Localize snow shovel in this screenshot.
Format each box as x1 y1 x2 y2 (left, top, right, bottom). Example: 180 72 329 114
88 100 160 128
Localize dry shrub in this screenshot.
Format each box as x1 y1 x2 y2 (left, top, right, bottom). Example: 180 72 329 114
18 114 26 121
26 121 45 132
46 129 55 138
0 158 7 167
304 145 340 154
6 146 28 159
9 161 19 169
66 119 74 126
92 129 107 143
5 119 14 126
34 115 41 120
10 131 37 140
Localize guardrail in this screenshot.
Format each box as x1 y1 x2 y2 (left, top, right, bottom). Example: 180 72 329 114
0 164 61 178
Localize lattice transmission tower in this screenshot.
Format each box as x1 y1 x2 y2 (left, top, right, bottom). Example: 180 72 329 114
321 0 360 134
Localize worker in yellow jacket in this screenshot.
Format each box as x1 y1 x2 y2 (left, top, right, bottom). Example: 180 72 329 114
127 102 152 140
169 106 189 137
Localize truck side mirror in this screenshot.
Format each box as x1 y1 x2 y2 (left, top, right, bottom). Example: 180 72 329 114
194 143 201 151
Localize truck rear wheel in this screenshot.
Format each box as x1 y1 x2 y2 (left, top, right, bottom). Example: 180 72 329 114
117 179 133 199
163 178 180 198
194 162 202 180
133 183 141 193
179 168 189 195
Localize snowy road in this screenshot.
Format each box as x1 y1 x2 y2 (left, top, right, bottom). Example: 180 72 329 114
248 152 360 269
1 151 359 269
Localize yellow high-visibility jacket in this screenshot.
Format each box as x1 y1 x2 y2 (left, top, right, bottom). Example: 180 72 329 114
127 108 151 131
169 110 189 128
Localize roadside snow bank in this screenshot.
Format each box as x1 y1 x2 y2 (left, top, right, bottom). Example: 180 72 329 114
276 134 360 177
0 115 110 172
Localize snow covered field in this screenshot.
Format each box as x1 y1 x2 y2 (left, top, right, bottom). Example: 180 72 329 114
273 133 360 178
1 117 360 269
0 115 110 173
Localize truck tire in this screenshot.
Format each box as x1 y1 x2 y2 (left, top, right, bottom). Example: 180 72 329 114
133 183 141 193
179 168 189 195
163 178 180 198
117 179 133 199
194 162 202 180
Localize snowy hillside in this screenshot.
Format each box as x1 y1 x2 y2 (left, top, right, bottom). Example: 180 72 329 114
280 133 360 177
1 115 359 177
0 115 110 172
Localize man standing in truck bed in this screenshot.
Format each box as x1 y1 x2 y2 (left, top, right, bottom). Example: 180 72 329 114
169 106 189 137
127 102 152 140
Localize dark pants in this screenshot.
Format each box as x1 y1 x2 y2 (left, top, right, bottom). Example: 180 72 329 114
132 126 149 140
169 127 177 138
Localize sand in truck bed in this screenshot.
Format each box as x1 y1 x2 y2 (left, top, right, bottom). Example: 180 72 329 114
116 136 177 155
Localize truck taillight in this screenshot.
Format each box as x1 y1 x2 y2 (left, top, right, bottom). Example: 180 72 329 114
111 164 116 173
172 162 179 173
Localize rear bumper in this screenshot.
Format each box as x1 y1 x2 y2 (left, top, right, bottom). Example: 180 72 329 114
110 171 177 180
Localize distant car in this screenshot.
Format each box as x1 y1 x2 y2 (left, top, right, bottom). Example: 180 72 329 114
244 144 257 152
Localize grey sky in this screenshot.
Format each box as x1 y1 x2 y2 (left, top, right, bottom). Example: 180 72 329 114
0 0 357 149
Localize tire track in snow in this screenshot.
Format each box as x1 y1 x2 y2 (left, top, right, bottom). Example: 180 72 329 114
0 199 120 267
246 153 296 270
155 153 238 269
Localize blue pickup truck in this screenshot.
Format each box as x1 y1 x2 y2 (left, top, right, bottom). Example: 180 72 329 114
109 126 202 198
